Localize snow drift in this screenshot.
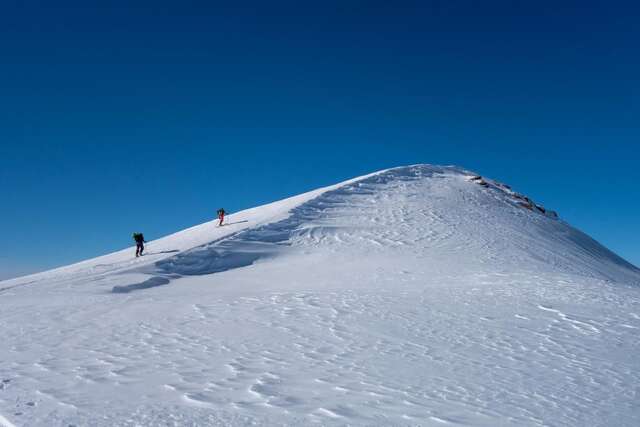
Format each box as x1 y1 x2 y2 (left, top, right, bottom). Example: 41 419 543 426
1 165 639 427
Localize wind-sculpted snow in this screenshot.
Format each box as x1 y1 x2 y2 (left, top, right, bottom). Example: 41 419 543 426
1 165 639 426
151 166 458 278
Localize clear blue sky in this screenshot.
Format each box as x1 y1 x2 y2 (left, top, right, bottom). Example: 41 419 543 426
1 1 639 280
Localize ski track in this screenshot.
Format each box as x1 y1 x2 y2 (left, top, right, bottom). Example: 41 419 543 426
1 165 640 426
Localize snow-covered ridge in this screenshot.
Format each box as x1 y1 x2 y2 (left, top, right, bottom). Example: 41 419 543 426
2 164 638 291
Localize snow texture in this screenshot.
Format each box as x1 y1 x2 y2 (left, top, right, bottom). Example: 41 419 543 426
1 165 639 426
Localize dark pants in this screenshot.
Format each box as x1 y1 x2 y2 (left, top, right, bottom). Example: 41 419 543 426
136 242 144 257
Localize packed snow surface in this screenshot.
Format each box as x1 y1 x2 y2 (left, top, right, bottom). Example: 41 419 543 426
1 165 639 426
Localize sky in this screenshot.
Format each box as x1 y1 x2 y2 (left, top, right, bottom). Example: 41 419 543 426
1 1 639 280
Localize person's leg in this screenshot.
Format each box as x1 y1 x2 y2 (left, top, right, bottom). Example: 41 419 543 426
140 243 144 256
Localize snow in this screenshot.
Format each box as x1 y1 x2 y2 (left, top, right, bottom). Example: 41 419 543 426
1 164 639 426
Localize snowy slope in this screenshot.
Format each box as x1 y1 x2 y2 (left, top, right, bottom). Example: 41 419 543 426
1 165 639 427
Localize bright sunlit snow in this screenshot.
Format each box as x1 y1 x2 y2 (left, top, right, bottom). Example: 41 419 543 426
1 165 639 426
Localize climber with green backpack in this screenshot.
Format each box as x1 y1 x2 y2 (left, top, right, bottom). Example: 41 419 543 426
132 232 146 257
